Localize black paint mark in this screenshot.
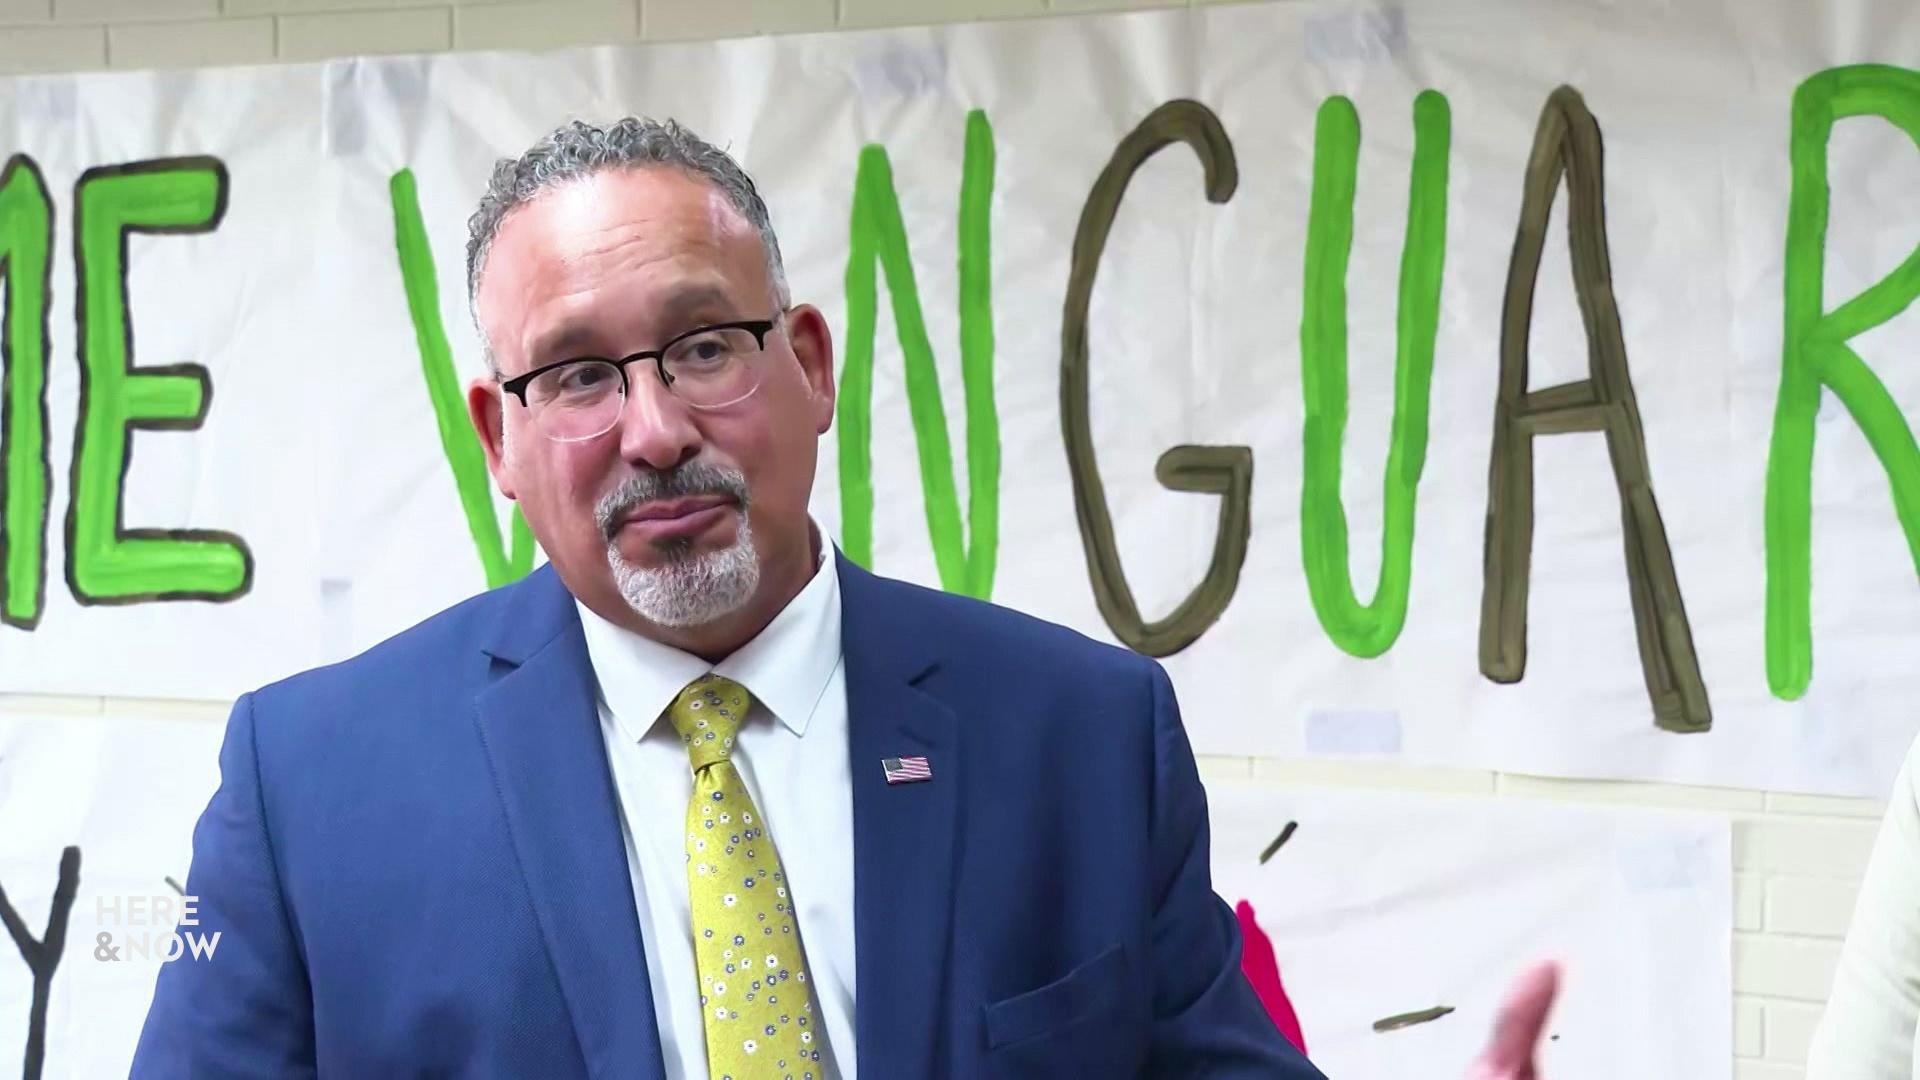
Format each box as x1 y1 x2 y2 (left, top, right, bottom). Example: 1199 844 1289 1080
163 875 183 896
0 846 80 1080
1259 820 1299 864
1372 1004 1453 1032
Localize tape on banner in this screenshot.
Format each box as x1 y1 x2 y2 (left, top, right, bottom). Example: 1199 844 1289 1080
1303 708 1403 755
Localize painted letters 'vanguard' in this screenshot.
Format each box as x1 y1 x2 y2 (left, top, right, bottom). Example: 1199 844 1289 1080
363 63 1913 728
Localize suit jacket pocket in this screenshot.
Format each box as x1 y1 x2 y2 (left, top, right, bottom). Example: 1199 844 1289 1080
983 940 1131 1051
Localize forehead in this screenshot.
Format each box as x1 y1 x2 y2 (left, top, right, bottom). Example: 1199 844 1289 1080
475 166 769 366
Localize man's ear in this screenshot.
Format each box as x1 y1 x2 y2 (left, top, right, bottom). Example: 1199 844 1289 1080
785 303 837 435
467 377 518 500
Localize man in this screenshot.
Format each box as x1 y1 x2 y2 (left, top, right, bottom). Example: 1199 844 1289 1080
135 118 1555 1077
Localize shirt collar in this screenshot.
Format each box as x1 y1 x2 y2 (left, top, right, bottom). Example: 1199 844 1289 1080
576 536 842 746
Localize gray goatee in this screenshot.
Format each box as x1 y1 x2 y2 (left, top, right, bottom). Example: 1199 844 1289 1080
594 461 758 628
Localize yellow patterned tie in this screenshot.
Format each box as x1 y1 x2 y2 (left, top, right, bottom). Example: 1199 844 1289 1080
665 674 823 1080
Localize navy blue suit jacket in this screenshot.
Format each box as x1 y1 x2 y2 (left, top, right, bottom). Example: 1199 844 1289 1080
134 557 1322 1078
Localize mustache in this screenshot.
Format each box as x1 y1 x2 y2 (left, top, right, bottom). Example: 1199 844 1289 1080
594 461 750 540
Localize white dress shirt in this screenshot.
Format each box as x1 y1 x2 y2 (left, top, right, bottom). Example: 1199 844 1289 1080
577 552 857 1080
1808 733 1920 1080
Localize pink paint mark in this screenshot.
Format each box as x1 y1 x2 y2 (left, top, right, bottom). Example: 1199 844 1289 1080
1236 899 1307 1056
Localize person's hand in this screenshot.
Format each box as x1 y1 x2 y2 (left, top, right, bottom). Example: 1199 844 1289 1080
1465 959 1560 1080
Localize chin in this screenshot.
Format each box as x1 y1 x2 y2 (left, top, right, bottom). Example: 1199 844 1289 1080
605 515 761 629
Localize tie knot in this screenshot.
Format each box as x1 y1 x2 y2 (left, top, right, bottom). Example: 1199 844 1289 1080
666 674 750 770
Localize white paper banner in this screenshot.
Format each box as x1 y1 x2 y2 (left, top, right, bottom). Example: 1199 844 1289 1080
0 712 221 1078
0 0 1916 797
1208 783 1733 1079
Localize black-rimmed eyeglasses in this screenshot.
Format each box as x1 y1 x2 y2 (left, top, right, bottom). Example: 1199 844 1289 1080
499 315 781 442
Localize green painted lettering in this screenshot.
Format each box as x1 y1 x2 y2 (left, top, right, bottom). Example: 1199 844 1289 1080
841 110 1000 599
389 168 534 589
69 159 251 604
1766 64 1920 699
0 156 52 626
1299 91 1450 658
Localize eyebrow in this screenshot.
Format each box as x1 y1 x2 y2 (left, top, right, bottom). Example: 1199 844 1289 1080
656 282 740 325
529 282 743 363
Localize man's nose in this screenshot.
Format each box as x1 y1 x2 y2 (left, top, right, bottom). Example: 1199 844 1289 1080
616 373 703 472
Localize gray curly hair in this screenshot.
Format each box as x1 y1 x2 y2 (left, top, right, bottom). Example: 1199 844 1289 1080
465 117 791 371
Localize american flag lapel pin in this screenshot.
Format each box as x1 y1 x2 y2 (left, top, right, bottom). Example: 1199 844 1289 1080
882 755 932 785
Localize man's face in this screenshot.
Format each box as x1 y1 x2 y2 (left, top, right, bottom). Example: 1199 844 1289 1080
467 166 835 635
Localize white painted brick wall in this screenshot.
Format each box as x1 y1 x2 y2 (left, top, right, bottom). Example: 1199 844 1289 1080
1050 0 1168 11
453 0 637 52
223 0 453 16
276 6 451 60
1737 997 1766 1057
1742 1061 1810 1080
1767 877 1863 939
56 0 216 22
1740 818 1880 878
639 0 835 42
1736 934 1843 1002
0 0 51 24
838 0 1046 30
0 21 105 71
1765 1000 1826 1067
1 4 1899 1079
107 16 276 69
1737 873 1766 931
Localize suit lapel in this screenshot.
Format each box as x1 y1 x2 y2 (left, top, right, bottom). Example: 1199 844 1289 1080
471 567 664 1078
837 556 962 1079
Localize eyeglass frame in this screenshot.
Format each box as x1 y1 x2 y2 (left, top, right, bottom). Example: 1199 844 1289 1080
496 312 785 417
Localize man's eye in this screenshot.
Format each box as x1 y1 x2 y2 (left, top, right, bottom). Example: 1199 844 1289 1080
672 333 736 367
534 362 616 401
559 364 612 390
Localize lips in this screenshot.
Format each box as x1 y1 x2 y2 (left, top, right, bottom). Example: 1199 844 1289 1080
615 496 737 544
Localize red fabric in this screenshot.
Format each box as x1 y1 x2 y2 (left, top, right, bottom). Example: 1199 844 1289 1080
1235 899 1307 1056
